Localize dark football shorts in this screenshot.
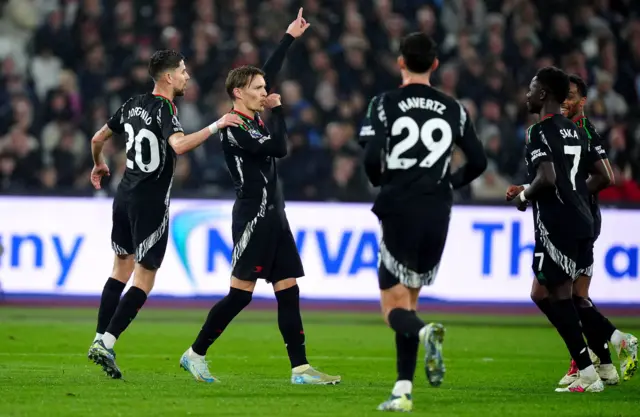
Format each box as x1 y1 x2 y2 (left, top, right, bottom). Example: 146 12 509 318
575 238 595 278
377 205 451 290
532 234 591 287
231 209 304 283
574 203 600 279
110 194 169 270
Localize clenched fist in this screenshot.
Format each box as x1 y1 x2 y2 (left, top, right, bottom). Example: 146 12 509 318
265 94 282 109
506 184 525 201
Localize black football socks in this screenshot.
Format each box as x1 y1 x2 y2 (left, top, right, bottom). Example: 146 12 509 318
573 296 615 364
534 297 561 328
191 287 253 356
388 308 426 336
395 311 420 382
96 277 126 336
102 286 148 349
275 285 308 368
551 298 593 371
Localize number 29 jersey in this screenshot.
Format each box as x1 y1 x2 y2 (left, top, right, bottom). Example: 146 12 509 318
107 93 184 201
524 114 593 239
358 84 482 216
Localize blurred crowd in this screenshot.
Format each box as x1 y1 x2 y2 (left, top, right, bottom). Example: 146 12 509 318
0 0 639 203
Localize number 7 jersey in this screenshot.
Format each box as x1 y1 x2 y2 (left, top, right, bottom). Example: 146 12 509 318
106 93 184 200
524 114 593 239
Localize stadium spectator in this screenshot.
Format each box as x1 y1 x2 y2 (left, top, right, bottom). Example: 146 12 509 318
0 0 638 204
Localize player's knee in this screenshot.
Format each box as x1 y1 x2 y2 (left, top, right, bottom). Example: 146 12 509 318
530 287 547 304
573 276 590 298
132 263 158 294
381 299 410 327
228 287 253 309
272 277 297 292
573 286 590 299
382 312 391 327
111 255 134 283
274 284 299 308
558 281 574 298
572 295 592 309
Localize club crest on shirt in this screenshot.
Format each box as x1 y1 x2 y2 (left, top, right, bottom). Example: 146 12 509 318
249 128 263 139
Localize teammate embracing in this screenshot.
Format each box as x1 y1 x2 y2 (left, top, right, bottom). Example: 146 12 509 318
87 50 243 378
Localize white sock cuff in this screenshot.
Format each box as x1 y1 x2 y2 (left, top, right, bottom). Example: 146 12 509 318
392 380 413 396
611 330 625 346
188 347 205 359
101 333 117 349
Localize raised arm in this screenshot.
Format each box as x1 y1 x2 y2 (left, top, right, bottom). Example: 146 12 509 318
262 8 310 90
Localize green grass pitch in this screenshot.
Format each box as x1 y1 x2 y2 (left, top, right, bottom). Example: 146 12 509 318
1 307 639 416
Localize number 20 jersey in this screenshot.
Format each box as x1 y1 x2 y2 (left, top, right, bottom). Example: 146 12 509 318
524 114 593 239
107 93 184 201
359 84 481 215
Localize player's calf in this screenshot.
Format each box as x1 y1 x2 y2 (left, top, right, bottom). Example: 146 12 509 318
101 285 148 351
90 255 134 348
546 284 599 392
272 280 341 385
387 307 446 387
99 263 157 352
181 284 253 383
572 295 615 365
275 283 308 369
190 286 253 357
383 284 446 389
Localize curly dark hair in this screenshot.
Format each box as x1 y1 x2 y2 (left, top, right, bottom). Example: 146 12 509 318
535 66 570 103
148 50 185 81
